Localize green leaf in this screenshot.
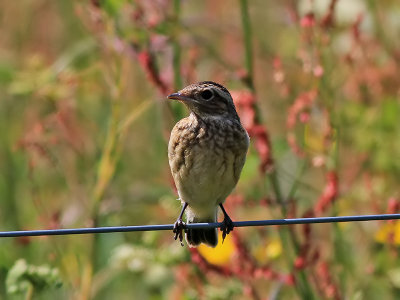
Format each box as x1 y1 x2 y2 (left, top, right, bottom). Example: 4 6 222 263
101 0 125 16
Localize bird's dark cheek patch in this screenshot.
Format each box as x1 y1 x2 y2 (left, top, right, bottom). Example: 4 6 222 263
216 101 227 110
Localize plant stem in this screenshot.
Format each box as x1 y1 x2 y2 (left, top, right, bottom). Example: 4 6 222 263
239 0 254 90
173 0 182 90
238 1 315 298
25 284 33 300
81 41 125 298
171 0 185 120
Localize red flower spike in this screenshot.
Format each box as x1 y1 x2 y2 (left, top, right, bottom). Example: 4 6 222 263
314 171 339 215
316 262 341 300
320 0 338 29
294 257 306 269
387 197 400 214
137 51 169 95
352 14 363 42
286 274 296 286
232 91 274 173
273 56 282 69
300 13 315 28
287 91 316 129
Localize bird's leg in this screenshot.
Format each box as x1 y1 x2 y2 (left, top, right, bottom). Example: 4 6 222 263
219 203 234 243
173 202 188 246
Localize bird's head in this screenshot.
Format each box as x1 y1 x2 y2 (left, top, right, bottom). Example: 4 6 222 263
167 81 239 120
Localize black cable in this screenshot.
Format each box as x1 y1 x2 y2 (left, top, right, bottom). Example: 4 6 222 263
1 213 399 238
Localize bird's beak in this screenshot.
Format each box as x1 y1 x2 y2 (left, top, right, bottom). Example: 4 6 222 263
167 93 193 102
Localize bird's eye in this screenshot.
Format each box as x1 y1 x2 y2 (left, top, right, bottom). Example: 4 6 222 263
200 89 213 100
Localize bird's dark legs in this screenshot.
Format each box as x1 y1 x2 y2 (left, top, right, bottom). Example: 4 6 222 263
219 203 234 242
173 202 188 246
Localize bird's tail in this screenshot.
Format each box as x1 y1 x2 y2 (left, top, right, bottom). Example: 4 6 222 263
185 209 218 248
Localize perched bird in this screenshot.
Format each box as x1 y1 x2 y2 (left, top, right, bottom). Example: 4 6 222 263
167 81 249 247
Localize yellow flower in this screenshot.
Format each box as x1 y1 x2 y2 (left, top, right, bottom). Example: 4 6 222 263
197 232 235 266
375 221 400 244
266 240 282 259
253 239 282 263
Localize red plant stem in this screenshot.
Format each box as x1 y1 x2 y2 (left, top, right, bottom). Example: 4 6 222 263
314 171 339 215
137 50 170 95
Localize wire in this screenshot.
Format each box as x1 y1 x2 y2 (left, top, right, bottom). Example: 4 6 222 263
1 213 400 238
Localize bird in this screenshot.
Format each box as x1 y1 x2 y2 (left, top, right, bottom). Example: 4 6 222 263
167 81 249 247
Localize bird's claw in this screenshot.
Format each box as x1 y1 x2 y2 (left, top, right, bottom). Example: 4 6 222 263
173 219 186 246
220 215 234 243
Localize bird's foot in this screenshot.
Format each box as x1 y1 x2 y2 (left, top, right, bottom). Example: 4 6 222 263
173 219 186 247
220 214 234 243
219 203 234 243
173 202 188 247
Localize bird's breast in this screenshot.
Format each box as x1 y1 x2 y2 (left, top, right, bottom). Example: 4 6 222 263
168 116 249 210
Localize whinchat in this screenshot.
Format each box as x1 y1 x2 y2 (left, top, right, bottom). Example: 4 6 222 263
167 81 249 247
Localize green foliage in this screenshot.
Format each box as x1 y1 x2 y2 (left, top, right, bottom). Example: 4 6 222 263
6 259 62 296
0 0 399 299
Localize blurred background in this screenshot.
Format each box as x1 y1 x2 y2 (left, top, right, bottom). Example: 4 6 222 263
0 0 399 299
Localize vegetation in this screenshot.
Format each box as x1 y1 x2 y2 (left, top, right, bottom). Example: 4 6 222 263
0 1 399 299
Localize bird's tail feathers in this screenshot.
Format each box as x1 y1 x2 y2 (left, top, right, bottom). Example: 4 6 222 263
185 210 218 248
